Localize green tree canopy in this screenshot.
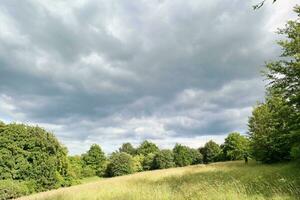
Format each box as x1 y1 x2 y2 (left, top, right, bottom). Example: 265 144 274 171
153 150 175 169
0 123 70 191
119 142 136 156
200 140 222 163
106 152 134 177
173 144 193 167
223 132 250 160
248 96 295 163
82 144 106 177
136 140 159 156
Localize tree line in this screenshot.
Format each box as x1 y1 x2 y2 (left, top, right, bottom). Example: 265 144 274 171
0 120 249 199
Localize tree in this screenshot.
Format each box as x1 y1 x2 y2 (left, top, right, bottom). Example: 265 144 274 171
153 150 175 169
223 132 250 161
132 155 144 172
253 0 277 10
248 96 295 163
200 140 222 163
189 148 203 165
142 153 156 170
173 144 193 167
248 6 300 163
136 140 159 156
119 142 136 156
106 152 134 177
0 123 71 192
82 144 106 177
68 156 83 179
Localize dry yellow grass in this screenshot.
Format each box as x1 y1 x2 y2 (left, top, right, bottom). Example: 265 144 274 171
16 161 300 200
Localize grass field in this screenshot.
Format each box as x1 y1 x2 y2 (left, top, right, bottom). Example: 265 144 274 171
17 161 300 200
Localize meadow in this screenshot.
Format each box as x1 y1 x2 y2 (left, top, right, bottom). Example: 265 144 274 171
17 161 300 200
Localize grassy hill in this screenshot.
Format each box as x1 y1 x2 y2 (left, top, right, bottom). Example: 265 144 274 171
17 161 300 200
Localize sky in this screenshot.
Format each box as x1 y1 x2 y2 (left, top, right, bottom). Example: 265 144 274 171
0 0 298 155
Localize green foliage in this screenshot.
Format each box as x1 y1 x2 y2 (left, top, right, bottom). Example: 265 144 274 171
142 153 156 170
173 144 193 167
0 123 70 191
200 140 222 163
249 5 300 163
119 143 136 156
263 5 300 111
153 150 175 169
189 148 203 165
248 96 296 163
68 156 83 179
81 166 96 178
223 132 250 161
82 144 106 177
0 180 30 200
136 140 159 156
106 152 134 177
132 155 144 172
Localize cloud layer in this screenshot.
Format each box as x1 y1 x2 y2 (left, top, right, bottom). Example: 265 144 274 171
0 0 297 154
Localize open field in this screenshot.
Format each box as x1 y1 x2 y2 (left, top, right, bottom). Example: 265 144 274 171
17 161 300 200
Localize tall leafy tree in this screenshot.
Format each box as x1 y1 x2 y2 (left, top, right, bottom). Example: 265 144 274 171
249 5 300 163
82 144 106 177
136 140 159 156
248 95 295 163
200 140 222 163
223 132 250 161
153 150 175 169
119 142 136 156
173 144 193 167
0 123 71 191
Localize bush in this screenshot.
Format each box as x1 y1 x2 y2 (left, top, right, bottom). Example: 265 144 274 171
291 145 300 162
153 150 175 169
68 156 83 179
106 152 134 177
0 180 30 200
81 166 96 177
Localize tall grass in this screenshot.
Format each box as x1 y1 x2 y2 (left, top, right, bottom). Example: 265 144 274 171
17 161 300 200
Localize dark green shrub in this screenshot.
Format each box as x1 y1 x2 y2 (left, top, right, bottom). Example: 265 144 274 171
81 166 96 177
106 152 134 177
0 180 29 200
153 150 175 169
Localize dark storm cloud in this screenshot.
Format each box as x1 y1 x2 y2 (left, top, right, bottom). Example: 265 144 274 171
0 0 296 154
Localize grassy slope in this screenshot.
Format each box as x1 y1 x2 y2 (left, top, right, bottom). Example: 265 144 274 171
17 161 300 200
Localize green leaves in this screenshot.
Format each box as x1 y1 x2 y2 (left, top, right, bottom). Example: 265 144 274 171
0 123 71 193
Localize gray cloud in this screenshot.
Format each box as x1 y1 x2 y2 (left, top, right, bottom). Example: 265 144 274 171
0 0 297 154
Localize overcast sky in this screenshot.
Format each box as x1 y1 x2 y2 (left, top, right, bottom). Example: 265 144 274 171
0 0 298 155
